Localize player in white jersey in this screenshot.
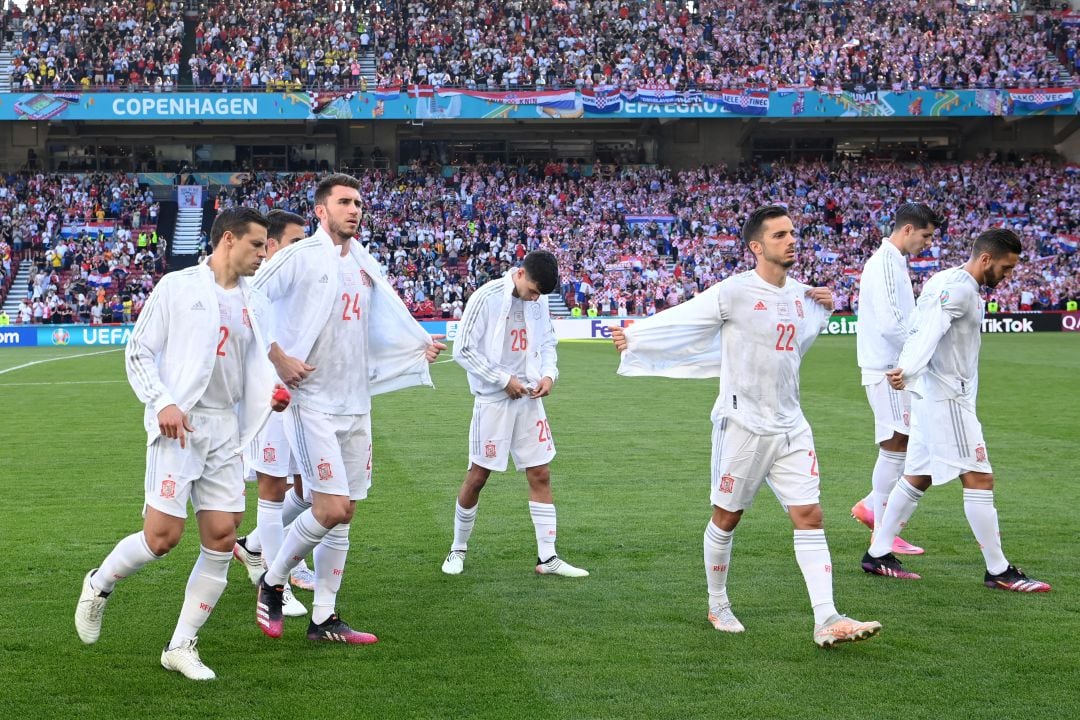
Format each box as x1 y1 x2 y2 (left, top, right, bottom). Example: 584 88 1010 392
251 174 446 645
613 206 881 647
440 250 588 578
233 210 315 613
863 228 1050 592
75 208 290 680
851 203 943 556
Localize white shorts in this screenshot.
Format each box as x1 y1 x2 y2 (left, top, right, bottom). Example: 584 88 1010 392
469 396 556 472
244 412 299 482
864 378 911 444
144 408 245 519
710 417 820 511
283 403 372 500
906 396 991 485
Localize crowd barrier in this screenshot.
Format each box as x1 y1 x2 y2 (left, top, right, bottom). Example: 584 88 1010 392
4 313 1077 349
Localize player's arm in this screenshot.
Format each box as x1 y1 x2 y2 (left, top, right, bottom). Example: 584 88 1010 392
530 307 558 398
893 285 966 387
125 280 195 446
453 291 512 389
877 260 908 348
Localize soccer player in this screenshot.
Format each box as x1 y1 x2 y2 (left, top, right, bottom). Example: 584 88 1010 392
862 228 1051 592
851 203 943 556
233 210 314 615
440 250 587 578
75 208 288 680
251 174 446 644
612 205 881 647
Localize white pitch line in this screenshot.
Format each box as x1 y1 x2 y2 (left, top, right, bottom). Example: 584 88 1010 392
0 379 126 387
0 348 124 376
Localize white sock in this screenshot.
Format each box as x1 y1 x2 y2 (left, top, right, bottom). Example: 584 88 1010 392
266 510 330 586
312 524 350 624
245 526 262 553
704 521 733 609
282 490 311 527
963 489 1009 575
168 546 231 649
256 499 285 567
871 449 906 529
451 501 478 552
793 529 838 625
529 501 557 562
93 531 161 594
869 478 923 558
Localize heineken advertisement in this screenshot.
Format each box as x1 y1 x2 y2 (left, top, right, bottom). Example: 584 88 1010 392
2 86 1077 122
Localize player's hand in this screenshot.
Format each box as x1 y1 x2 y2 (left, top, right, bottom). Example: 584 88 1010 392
270 344 315 388
426 334 447 363
806 287 834 311
886 368 906 390
504 376 528 399
529 377 554 398
611 326 628 352
270 384 291 412
158 404 194 448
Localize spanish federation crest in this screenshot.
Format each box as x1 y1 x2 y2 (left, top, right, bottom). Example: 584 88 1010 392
484 441 497 458
318 462 334 481
263 447 277 463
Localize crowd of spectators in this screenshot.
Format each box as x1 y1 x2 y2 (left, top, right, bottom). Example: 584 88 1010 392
218 156 1079 317
5 0 1078 92
0 172 165 324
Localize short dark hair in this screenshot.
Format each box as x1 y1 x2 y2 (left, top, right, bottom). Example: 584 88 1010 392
210 207 268 249
741 205 790 247
314 173 361 206
971 228 1022 259
266 209 307 240
894 202 944 232
522 250 559 294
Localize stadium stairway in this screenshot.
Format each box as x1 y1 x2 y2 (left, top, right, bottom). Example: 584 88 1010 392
2 262 31 317
172 203 205 255
548 291 570 317
0 49 12 93
360 50 377 88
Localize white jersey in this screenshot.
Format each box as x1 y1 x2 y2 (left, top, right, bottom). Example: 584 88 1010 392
897 266 983 406
295 253 373 415
856 240 914 383
710 271 830 434
196 285 254 410
498 297 530 386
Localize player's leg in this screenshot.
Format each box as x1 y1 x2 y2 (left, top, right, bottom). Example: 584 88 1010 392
855 381 922 553
161 508 239 681
76 437 191 644
510 398 584 577
442 399 508 575
286 473 316 590
704 418 765 633
304 414 376 645
961 471 1050 592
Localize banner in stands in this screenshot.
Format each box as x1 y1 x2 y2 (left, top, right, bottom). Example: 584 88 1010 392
177 185 203 208
1060 312 1080 332
2 89 1077 121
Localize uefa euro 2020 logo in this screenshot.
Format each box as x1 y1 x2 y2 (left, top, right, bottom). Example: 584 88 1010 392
52 328 70 346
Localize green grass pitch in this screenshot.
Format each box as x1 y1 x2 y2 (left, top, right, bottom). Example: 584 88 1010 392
0 335 1077 719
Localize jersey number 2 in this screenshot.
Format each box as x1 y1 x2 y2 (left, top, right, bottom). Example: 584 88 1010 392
216 326 228 357
775 323 796 352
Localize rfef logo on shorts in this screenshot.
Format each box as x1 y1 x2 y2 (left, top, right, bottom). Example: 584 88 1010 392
484 441 496 458
719 474 735 493
263 447 276 463
975 445 987 462
317 462 333 481
160 478 176 499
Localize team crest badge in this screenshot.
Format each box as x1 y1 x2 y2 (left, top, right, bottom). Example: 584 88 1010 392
360 270 373 287
903 411 910 426
263 447 277 463
795 300 804 318
940 290 950 307
975 445 987 462
719 474 735 494
484 441 497 458
317 462 334 481
160 478 176 499
242 308 252 328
